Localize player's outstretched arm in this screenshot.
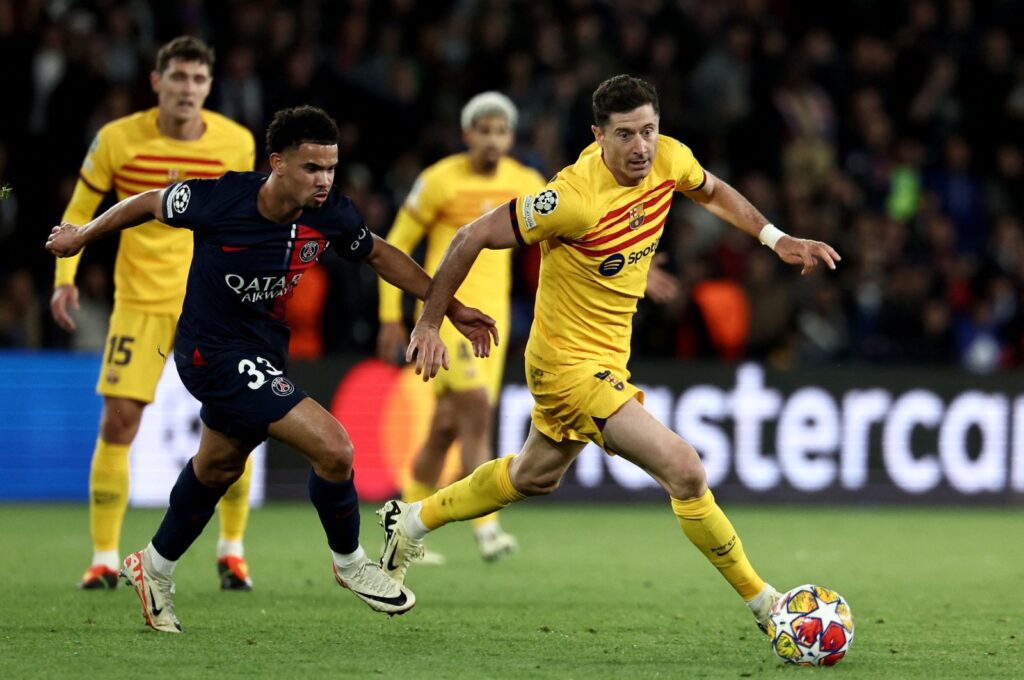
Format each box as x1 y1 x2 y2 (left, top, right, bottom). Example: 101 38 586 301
407 205 517 380
684 171 841 275
45 189 164 258
365 234 498 375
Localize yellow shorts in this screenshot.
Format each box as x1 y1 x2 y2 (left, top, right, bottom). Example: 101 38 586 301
96 306 178 403
524 352 643 452
432 317 508 402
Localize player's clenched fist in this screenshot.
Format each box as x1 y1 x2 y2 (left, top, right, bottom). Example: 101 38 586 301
46 223 86 258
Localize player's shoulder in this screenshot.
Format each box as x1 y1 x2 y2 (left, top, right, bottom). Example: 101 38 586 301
185 171 264 204
410 153 465 204
96 108 156 141
201 110 255 143
656 133 694 157
552 148 601 204
421 153 469 184
501 157 546 186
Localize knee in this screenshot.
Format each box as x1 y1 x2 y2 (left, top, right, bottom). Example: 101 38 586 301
194 457 246 488
316 434 355 480
662 442 707 500
100 400 143 443
510 467 561 497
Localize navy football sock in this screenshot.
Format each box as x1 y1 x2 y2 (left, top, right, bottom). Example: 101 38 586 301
152 458 230 561
308 469 360 555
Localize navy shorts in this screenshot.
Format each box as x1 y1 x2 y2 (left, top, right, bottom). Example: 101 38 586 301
175 345 307 445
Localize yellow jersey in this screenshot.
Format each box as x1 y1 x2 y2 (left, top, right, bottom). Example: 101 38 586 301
510 134 705 372
379 153 545 321
55 107 255 313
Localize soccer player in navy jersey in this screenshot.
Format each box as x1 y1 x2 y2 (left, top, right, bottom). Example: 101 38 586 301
47 106 498 632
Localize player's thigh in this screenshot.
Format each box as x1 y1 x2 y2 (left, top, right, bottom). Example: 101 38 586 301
267 396 353 473
96 307 177 404
177 347 306 450
525 356 638 452
601 398 705 497
509 424 586 495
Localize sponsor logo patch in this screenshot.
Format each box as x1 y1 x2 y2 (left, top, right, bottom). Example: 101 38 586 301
598 253 625 276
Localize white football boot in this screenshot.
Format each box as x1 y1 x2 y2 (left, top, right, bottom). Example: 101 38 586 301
121 550 182 633
477 530 518 562
748 583 782 635
377 500 424 584
333 559 415 616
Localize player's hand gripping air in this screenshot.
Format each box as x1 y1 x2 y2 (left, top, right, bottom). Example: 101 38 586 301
774 236 841 275
407 306 499 380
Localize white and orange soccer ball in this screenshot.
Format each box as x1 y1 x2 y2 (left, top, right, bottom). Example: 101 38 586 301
767 584 854 667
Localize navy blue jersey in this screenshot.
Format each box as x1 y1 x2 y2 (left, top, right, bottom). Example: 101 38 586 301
161 171 372 358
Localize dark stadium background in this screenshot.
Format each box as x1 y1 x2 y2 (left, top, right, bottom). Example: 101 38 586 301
1 0 1024 506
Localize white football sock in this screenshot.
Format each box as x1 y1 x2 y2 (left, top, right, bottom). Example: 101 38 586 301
93 550 120 570
405 501 429 540
217 539 244 559
333 545 367 575
145 543 177 577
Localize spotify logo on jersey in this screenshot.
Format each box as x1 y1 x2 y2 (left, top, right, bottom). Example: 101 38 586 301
599 254 625 276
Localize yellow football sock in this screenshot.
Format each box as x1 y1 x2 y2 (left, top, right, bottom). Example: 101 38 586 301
89 438 131 553
402 478 436 504
471 513 500 530
671 489 765 601
217 456 253 543
421 455 524 530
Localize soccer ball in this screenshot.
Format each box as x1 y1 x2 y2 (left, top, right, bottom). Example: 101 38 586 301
767 584 854 667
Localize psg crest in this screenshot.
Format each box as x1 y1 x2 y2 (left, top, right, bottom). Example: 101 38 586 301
299 240 319 263
271 377 295 396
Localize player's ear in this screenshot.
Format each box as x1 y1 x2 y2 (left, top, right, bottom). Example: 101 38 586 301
150 70 161 93
591 125 603 145
268 152 285 175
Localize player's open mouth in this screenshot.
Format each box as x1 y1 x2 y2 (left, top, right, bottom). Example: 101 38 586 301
629 159 649 170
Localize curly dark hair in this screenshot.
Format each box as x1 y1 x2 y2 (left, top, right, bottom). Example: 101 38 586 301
592 75 660 128
265 106 340 155
155 36 215 74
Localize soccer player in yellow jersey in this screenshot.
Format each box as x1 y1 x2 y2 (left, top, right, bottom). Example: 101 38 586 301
379 75 841 634
377 92 544 562
49 37 258 591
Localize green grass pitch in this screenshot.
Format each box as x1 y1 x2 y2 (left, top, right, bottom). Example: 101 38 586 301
2 502 1021 678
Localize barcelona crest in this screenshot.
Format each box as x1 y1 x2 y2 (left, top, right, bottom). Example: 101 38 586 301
628 203 645 230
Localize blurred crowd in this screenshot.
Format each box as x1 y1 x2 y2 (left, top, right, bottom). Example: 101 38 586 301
3 0 1024 373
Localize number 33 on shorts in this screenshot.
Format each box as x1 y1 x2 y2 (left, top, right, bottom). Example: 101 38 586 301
237 356 294 396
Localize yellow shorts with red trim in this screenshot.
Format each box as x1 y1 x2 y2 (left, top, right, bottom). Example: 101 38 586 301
524 352 643 452
433 317 508 402
96 306 178 403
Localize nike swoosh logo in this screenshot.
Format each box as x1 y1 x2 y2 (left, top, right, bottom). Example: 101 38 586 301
350 587 408 607
148 586 163 616
386 546 401 572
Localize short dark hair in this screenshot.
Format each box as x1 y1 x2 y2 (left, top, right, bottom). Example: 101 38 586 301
265 106 339 155
592 75 660 128
155 36 215 74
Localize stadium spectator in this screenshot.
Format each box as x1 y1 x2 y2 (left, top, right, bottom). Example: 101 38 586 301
2 0 1023 368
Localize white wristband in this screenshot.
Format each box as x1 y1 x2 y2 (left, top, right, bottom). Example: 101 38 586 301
758 223 787 251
